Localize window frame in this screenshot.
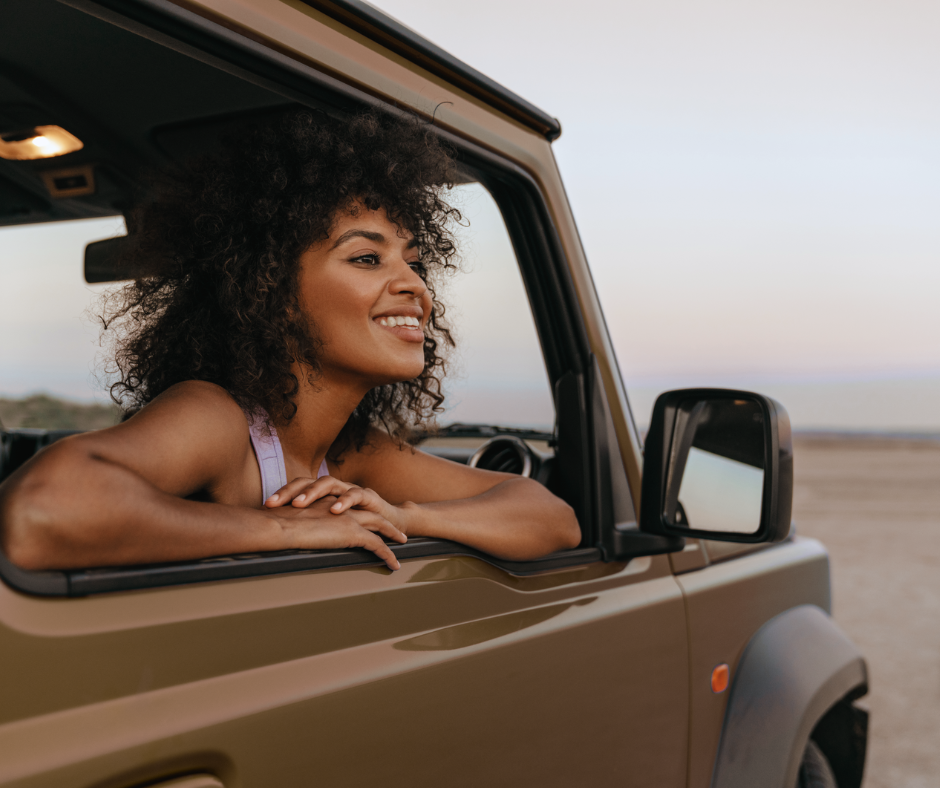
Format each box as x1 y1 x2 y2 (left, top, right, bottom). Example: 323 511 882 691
1 0 622 596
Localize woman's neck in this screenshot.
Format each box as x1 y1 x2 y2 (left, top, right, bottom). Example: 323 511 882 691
274 366 370 474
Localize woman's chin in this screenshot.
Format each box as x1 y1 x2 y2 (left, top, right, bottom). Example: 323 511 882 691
371 360 426 386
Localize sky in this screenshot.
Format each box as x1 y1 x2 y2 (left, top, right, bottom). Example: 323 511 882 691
369 0 940 430
1 0 938 431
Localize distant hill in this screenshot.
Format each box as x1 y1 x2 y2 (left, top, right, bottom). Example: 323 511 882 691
0 394 120 430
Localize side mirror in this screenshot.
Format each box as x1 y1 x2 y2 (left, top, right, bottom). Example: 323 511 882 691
640 389 793 543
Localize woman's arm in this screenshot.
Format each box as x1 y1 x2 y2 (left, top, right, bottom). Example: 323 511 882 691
399 476 580 560
0 383 405 570
278 430 582 560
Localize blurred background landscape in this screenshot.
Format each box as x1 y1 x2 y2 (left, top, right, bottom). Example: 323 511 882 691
0 394 117 430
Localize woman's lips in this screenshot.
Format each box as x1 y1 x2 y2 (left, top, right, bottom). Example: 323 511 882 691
373 317 424 343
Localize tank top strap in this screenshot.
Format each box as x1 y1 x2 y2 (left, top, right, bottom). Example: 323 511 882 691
245 408 331 504
245 408 287 504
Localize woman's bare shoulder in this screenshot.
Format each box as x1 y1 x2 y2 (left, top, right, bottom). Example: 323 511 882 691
69 381 255 497
147 379 244 411
117 381 247 438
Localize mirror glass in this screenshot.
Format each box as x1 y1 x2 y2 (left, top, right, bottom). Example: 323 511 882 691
666 398 765 534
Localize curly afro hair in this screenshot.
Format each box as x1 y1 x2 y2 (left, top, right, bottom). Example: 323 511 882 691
100 108 461 454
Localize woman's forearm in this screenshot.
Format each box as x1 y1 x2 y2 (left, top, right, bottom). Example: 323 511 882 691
402 477 581 560
0 443 282 570
1 444 580 570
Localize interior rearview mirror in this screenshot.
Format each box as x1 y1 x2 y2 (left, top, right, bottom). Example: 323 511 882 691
84 235 136 283
640 389 793 543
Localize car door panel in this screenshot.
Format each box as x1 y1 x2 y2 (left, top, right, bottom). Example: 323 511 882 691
0 553 687 787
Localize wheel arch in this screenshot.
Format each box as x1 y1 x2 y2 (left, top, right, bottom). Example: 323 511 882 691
710 604 868 788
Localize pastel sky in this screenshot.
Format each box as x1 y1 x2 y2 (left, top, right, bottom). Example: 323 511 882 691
371 0 940 429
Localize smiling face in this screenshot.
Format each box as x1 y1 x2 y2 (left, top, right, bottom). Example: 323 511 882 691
296 204 432 391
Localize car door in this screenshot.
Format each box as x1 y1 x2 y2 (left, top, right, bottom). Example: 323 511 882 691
0 1 690 786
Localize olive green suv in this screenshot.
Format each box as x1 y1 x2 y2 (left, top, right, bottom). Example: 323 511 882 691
0 1 867 786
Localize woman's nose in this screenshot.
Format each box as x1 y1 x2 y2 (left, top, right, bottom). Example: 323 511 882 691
389 259 428 298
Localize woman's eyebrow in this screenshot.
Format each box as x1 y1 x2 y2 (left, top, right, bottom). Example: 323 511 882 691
330 229 385 249
329 229 418 250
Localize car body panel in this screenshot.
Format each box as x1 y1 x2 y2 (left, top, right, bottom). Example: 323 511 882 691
0 555 688 787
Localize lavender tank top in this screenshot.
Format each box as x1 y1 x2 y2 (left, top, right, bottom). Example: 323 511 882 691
245 409 329 504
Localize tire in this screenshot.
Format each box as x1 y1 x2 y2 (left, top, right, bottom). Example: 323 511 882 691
796 739 838 788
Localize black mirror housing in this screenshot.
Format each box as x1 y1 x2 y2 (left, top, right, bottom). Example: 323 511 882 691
640 389 793 543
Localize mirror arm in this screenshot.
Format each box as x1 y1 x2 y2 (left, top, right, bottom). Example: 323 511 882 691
612 522 684 561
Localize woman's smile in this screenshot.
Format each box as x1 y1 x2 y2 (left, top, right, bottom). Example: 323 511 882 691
372 307 424 343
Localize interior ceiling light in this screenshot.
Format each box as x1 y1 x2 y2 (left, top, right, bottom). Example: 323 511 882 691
0 125 83 161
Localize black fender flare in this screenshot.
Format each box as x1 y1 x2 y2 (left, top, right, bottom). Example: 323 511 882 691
711 604 868 788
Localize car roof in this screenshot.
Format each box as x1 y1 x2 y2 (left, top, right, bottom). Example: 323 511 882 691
304 0 561 140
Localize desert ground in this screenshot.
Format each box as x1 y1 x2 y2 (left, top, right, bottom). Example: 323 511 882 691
791 435 940 788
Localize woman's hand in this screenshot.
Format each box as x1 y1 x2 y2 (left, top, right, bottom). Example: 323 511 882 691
264 477 412 570
265 475 413 534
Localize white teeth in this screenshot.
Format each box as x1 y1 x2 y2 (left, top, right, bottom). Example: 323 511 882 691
376 315 421 328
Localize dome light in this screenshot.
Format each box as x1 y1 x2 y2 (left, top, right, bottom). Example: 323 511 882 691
0 125 83 160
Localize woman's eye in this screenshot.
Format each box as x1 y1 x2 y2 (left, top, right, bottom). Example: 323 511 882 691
352 254 381 266
409 261 426 275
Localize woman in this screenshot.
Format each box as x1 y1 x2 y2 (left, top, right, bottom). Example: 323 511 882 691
0 110 579 572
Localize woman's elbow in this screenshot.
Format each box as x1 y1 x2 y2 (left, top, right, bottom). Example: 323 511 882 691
0 482 57 570
0 443 96 570
554 500 582 551
519 479 581 554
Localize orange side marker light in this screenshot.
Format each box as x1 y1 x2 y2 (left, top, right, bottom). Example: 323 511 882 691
711 663 730 694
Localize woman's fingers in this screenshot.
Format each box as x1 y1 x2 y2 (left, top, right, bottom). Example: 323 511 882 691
282 505 404 570
264 475 351 508
329 486 381 515
292 476 355 507
360 532 401 571
344 507 408 543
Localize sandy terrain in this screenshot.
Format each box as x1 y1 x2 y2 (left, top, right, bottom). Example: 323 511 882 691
791 435 940 788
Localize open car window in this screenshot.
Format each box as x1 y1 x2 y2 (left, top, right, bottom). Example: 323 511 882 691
0 0 609 595
415 181 556 475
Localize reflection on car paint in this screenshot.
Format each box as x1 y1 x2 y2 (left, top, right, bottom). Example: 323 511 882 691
406 554 633 590
393 597 597 652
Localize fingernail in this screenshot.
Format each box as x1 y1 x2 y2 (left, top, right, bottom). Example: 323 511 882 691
295 494 306 502
267 494 279 502
331 502 342 510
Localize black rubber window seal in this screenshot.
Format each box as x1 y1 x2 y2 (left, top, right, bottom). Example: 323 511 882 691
0 544 602 597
